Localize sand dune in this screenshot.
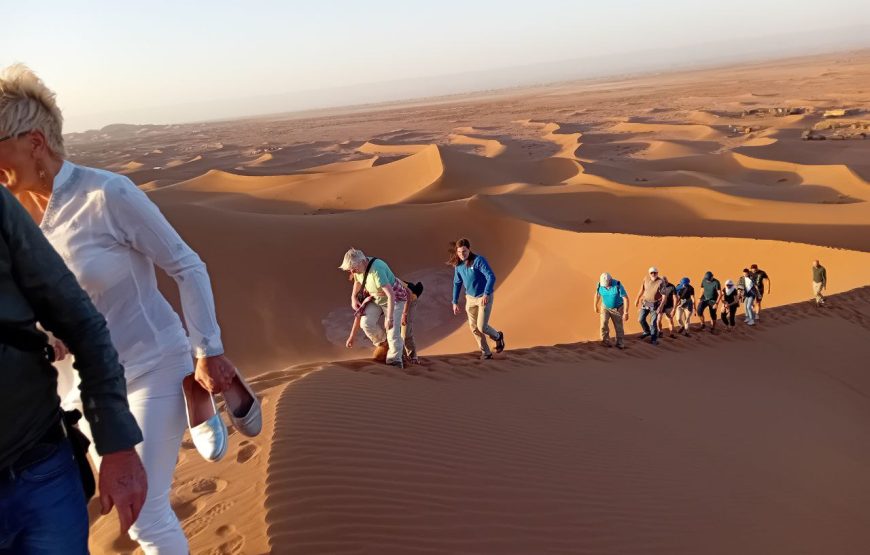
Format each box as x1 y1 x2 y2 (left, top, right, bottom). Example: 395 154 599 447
68 49 870 554
90 287 870 554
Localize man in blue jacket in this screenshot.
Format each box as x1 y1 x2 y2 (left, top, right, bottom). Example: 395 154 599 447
450 238 505 359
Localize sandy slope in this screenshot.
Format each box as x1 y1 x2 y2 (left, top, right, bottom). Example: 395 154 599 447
76 50 870 554
91 288 870 555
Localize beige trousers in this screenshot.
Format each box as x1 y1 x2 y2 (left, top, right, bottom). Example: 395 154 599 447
812 281 825 304
465 294 500 354
360 299 406 364
675 305 693 329
599 306 625 347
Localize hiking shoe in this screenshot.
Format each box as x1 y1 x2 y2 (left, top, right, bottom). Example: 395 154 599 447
481 353 493 360
495 332 506 353
601 340 612 348
640 332 651 339
651 338 659 345
387 360 404 369
616 344 626 350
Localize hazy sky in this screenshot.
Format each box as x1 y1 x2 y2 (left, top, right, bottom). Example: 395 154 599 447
3 0 870 132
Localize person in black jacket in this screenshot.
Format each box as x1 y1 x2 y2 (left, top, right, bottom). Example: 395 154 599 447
0 185 146 553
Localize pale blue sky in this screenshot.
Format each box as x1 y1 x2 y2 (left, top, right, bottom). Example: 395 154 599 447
3 0 869 131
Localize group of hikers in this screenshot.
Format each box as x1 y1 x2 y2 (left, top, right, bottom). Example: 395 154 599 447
593 265 774 348
592 259 824 348
339 237 506 368
339 240 830 361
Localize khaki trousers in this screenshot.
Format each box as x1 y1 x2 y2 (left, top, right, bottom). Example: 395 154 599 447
599 305 625 347
465 294 500 354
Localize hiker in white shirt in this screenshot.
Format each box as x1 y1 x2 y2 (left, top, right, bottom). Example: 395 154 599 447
0 64 256 554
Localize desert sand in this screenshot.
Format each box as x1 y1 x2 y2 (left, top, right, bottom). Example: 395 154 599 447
75 49 870 554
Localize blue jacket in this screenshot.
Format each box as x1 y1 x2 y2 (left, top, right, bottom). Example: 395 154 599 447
452 254 496 303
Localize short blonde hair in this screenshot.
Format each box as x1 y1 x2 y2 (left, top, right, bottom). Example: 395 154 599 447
0 64 66 157
339 248 367 272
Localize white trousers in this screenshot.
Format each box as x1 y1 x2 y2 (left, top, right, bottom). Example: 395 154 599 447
62 354 191 554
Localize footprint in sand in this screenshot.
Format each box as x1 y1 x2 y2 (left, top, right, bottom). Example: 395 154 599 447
184 501 235 540
237 440 261 463
206 534 244 555
171 477 229 520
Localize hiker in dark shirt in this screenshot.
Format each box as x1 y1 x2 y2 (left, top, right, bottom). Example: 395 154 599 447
812 260 827 306
697 271 721 333
674 277 695 336
0 186 146 553
657 276 678 338
719 280 740 331
749 264 771 320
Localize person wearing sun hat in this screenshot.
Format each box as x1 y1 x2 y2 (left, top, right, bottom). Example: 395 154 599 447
594 272 630 349
634 266 664 345
719 279 740 331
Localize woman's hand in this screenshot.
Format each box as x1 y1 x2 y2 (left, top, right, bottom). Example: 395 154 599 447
453 303 461 316
194 354 236 393
345 336 354 349
401 312 408 326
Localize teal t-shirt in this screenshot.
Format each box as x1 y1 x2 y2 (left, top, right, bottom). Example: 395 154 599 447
597 280 627 309
355 258 397 300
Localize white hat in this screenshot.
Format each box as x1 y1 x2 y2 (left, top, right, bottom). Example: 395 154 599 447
648 266 658 273
725 279 734 286
599 272 612 286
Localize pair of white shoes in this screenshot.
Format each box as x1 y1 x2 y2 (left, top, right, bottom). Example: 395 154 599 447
182 369 262 462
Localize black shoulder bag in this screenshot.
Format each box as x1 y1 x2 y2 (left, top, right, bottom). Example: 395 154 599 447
0 325 96 500
356 257 377 304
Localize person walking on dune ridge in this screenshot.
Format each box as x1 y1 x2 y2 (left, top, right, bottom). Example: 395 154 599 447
657 276 678 338
340 248 408 368
674 277 695 336
594 272 629 349
740 268 758 326
635 266 664 345
450 238 505 360
812 259 827 306
697 271 721 333
719 279 739 331
749 264 771 320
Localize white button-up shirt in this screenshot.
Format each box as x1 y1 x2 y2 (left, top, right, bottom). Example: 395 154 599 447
41 161 223 381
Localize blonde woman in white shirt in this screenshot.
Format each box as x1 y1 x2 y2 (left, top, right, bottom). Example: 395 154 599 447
0 65 259 554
